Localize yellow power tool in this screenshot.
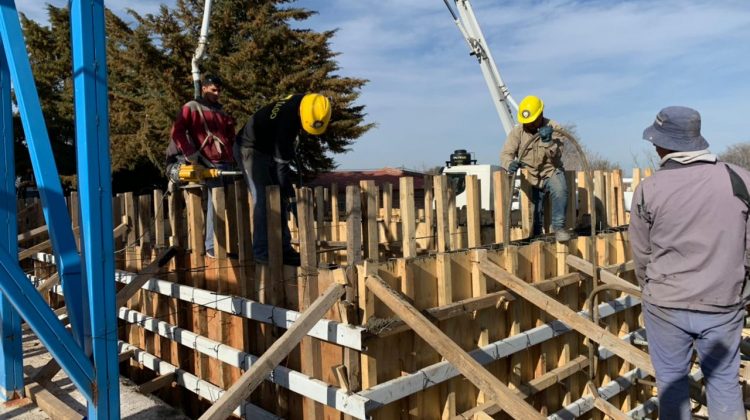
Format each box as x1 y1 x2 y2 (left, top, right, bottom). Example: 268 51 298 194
172 163 242 184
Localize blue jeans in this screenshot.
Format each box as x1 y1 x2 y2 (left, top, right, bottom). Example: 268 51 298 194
531 169 567 236
642 301 746 420
204 163 234 253
234 146 294 261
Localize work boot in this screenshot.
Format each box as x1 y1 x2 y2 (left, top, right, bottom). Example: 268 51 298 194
553 228 571 242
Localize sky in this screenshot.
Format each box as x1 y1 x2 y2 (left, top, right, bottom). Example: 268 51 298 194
17 0 750 173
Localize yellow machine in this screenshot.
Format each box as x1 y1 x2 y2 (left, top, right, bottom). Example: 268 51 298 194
171 163 242 184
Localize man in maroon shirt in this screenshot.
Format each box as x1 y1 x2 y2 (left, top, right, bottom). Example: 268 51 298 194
167 75 236 257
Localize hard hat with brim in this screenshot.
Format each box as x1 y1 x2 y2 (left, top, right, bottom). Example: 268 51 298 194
642 106 709 152
518 95 544 124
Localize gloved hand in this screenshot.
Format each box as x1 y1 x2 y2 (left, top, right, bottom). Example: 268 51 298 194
539 125 553 143
507 160 521 172
185 151 201 164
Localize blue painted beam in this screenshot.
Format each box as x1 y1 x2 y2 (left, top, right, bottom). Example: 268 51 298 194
70 0 120 417
0 41 23 401
0 0 87 346
0 250 94 400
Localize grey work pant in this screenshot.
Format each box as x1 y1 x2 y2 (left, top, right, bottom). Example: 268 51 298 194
642 301 746 420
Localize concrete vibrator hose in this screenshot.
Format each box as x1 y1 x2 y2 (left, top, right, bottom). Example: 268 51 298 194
503 127 599 284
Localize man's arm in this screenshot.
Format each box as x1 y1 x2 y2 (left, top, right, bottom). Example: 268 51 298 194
170 104 200 161
500 128 520 169
628 183 652 286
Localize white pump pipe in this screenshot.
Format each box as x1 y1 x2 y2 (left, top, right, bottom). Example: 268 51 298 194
191 0 214 99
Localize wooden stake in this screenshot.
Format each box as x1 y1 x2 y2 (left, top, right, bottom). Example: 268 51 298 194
493 171 509 244
400 177 416 259
434 175 450 252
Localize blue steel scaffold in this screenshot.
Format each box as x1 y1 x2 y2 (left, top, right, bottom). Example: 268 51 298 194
0 0 119 418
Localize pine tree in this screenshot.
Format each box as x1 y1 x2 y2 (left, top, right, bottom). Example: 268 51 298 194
20 1 372 190
134 0 373 178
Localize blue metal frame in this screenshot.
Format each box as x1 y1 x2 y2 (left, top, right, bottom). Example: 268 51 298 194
0 41 23 400
71 0 120 416
0 0 87 347
0 0 120 417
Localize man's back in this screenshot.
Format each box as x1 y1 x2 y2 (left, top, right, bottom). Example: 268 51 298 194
630 160 750 311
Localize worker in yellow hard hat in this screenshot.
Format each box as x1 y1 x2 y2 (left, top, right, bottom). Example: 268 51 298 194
234 93 332 266
500 95 569 242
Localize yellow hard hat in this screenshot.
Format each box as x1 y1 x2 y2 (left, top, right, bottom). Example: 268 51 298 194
300 93 332 135
517 95 544 124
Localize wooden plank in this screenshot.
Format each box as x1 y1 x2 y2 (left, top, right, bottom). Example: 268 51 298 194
519 169 533 238
363 273 544 420
493 171 509 244
344 185 364 405
373 272 582 338
297 187 324 419
198 282 345 420
436 253 452 306
586 381 631 420
448 183 459 250
154 189 166 249
631 168 642 192
383 182 393 235
17 224 47 242
137 372 176 395
593 170 606 229
115 246 177 308
455 355 590 419
566 255 640 292
69 191 80 251
478 255 655 376
184 188 208 381
24 380 81 420
360 181 379 261
434 175 450 252
423 175 435 251
266 185 283 302
466 175 481 248
330 183 339 242
400 177 417 259
565 171 576 230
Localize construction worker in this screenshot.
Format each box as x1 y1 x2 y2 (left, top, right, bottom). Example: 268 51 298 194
167 75 237 258
629 106 749 420
500 95 569 242
234 94 332 266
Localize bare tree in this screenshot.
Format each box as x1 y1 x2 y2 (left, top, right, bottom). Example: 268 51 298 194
559 124 620 171
719 142 750 170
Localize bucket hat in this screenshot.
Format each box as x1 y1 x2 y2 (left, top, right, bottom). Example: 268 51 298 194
643 106 709 152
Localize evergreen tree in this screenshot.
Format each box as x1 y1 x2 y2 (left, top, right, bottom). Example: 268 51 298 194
20 1 372 190
133 0 373 178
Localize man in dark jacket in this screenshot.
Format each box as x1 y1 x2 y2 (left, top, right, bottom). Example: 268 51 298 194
629 106 749 419
234 93 331 266
167 75 236 258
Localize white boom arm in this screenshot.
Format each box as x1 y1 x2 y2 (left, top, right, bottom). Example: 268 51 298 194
443 0 518 136
192 0 214 99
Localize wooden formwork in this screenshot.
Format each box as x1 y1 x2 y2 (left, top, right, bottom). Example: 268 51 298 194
18 168 749 419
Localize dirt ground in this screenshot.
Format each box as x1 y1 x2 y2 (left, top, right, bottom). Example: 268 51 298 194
0 331 189 420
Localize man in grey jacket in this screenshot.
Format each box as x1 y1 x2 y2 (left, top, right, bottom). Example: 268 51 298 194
629 106 749 419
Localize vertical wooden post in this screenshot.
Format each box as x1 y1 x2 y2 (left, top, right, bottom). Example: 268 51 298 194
447 183 459 250
493 171 509 244
631 168 642 192
358 262 377 390
153 190 165 249
434 175 450 252
184 188 208 381
423 175 434 251
344 186 362 397
611 170 625 227
519 169 533 238
565 171 577 230
331 183 339 242
400 177 417 259
382 182 393 240
593 170 606 229
644 167 653 178
314 186 325 243
69 191 81 251
467 175 485 296
576 171 588 227
360 181 379 261
297 187 324 418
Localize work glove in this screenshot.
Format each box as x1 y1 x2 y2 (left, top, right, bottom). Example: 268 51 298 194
507 160 521 173
539 125 553 143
